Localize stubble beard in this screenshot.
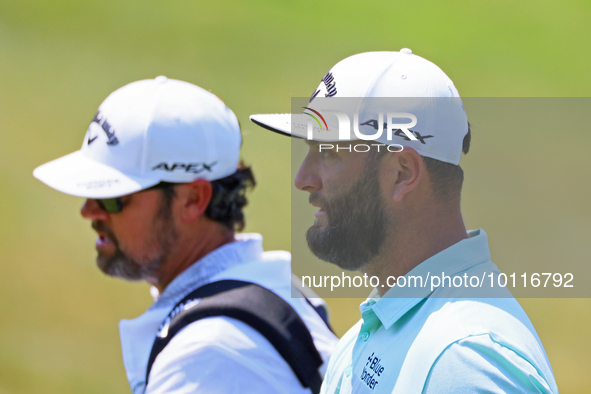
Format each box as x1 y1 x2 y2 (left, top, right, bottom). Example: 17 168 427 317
94 196 178 282
305 162 390 271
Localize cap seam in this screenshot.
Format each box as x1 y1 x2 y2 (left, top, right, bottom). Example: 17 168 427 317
364 59 399 99
141 80 169 179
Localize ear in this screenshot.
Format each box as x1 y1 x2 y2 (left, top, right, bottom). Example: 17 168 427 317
177 179 213 223
390 148 424 202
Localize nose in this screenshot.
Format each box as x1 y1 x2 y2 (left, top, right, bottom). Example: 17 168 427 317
81 199 110 221
294 152 322 193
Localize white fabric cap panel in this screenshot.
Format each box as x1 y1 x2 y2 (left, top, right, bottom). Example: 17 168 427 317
34 77 242 198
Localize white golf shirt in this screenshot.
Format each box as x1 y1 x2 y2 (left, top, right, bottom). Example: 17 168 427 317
119 233 338 394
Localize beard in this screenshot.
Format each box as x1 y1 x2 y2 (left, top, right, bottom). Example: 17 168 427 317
92 196 178 281
306 162 389 271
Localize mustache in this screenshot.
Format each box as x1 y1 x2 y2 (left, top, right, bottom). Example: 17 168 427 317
309 193 337 221
309 193 329 210
91 221 118 246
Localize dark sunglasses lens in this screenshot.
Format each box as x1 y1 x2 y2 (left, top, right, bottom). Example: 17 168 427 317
97 198 122 213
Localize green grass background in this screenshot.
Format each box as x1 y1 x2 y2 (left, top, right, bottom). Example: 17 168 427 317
0 0 589 392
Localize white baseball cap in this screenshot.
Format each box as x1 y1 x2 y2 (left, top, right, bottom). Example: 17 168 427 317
34 76 242 198
250 49 469 165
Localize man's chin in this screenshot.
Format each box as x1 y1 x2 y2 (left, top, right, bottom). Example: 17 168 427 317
306 224 328 248
306 225 376 272
306 226 341 264
96 255 144 281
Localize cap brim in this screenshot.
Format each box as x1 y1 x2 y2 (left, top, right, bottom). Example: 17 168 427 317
249 114 295 137
250 113 352 142
33 150 160 198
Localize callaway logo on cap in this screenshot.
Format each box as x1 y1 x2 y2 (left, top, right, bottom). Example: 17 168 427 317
33 76 242 198
250 49 469 165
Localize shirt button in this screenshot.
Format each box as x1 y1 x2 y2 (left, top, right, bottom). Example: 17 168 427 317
360 332 370 341
345 365 352 378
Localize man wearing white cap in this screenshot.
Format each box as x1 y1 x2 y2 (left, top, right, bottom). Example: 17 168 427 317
34 76 337 394
250 50 558 393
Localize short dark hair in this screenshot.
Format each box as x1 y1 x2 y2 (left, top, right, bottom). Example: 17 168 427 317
206 164 256 231
421 157 464 201
367 123 471 202
422 123 471 201
158 163 256 232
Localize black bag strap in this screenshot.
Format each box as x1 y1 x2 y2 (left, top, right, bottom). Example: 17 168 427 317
145 280 324 394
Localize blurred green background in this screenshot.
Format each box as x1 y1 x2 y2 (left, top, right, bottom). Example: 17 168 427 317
1 0 589 392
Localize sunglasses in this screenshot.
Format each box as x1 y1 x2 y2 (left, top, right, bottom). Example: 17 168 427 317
95 182 177 214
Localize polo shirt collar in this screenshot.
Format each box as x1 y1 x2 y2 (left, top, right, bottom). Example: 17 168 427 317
365 229 491 330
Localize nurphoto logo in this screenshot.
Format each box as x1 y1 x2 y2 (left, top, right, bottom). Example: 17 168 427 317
302 107 329 131
305 109 418 153
305 110 417 141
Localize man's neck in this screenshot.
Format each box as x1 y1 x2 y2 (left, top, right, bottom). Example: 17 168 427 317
150 224 235 293
366 210 468 297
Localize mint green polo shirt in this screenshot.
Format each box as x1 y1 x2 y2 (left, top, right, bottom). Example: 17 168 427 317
321 229 558 394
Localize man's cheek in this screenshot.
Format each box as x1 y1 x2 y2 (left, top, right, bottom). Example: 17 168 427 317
133 235 164 262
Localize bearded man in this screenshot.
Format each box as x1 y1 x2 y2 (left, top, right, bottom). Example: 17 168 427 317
251 49 558 393
34 76 337 394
